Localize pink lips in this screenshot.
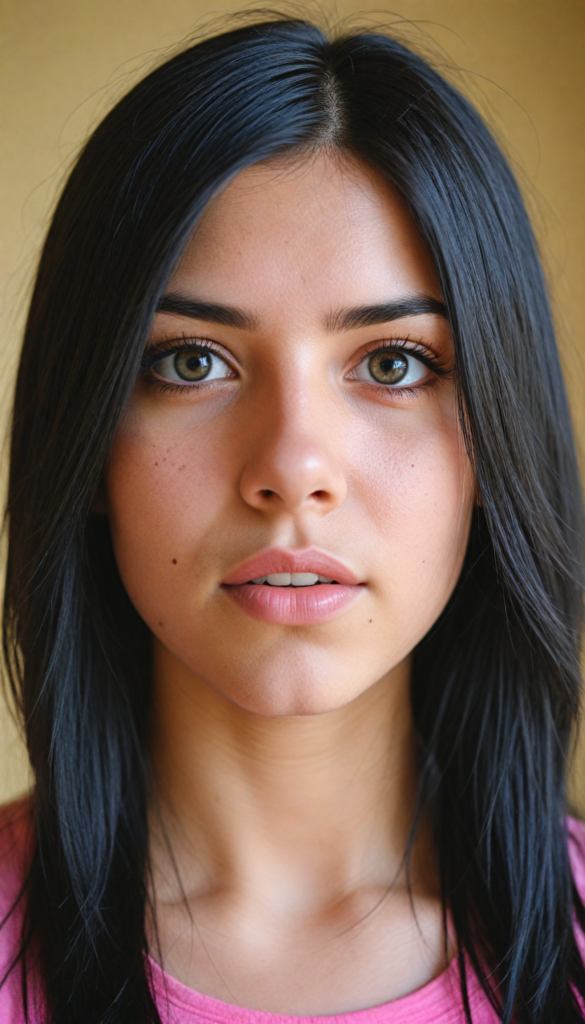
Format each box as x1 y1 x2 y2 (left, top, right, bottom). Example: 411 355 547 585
221 548 364 625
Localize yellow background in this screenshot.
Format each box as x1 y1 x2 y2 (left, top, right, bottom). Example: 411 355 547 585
1 0 584 806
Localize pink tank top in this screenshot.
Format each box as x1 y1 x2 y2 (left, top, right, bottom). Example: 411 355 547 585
1 798 584 1023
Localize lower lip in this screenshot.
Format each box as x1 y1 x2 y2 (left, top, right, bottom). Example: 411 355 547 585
222 583 364 625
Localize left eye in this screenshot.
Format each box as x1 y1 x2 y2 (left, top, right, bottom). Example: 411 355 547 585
152 347 232 384
353 350 428 387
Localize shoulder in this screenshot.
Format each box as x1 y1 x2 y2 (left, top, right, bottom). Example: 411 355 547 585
0 796 33 1021
0 796 33 983
0 796 33 901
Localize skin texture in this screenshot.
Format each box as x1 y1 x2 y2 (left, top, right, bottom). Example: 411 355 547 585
106 150 476 1013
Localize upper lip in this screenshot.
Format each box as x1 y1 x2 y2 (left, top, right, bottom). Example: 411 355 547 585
222 548 362 586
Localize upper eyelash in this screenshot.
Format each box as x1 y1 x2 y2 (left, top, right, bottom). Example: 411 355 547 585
141 337 229 373
140 336 453 391
355 337 451 377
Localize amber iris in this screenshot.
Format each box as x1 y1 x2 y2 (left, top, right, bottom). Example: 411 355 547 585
368 351 408 385
175 349 212 381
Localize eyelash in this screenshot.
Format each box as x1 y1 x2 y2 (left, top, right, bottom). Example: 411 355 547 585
141 336 234 394
353 337 451 400
140 335 452 397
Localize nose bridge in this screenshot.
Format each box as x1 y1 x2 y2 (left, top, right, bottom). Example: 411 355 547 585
239 367 347 515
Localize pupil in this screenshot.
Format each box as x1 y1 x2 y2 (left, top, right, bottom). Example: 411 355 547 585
369 351 408 385
175 350 211 381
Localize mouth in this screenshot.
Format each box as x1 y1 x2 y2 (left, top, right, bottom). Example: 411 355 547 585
222 548 361 587
244 573 338 587
221 548 364 625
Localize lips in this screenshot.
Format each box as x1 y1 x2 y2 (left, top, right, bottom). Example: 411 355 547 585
222 548 361 587
221 548 364 625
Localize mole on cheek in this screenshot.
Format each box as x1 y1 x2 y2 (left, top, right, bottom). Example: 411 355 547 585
172 559 177 565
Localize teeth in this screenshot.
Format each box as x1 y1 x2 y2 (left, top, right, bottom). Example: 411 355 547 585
291 572 319 587
249 572 337 586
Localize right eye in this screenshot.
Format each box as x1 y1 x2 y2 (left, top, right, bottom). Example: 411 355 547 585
352 349 428 387
152 347 233 384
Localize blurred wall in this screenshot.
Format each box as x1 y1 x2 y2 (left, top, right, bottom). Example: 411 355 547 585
1 0 584 806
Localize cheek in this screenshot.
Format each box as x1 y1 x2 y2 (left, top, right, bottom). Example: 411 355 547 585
105 408 235 615
351 404 474 641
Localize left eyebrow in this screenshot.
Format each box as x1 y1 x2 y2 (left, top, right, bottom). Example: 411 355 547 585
327 296 448 332
156 293 256 331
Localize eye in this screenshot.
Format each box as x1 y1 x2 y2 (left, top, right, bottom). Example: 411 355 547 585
353 349 428 387
152 346 233 384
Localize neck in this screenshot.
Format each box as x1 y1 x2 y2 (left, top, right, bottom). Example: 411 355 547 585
149 641 423 909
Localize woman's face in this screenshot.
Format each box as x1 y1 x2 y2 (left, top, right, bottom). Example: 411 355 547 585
106 151 475 716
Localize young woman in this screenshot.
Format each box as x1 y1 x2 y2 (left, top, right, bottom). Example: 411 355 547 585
1 15 584 1024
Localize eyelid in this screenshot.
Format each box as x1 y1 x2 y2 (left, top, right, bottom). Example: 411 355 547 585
347 337 450 378
141 336 238 374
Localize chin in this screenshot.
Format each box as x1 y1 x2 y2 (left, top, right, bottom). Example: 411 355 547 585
214 666 370 718
155 630 404 720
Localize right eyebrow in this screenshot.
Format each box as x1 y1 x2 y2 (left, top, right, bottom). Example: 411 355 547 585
156 293 256 331
326 296 448 332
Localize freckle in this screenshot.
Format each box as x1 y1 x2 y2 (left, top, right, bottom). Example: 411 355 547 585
368 619 372 623
172 558 177 564
158 621 164 628
155 462 158 466
411 464 414 468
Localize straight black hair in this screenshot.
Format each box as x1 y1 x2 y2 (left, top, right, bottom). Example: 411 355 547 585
2 15 584 1024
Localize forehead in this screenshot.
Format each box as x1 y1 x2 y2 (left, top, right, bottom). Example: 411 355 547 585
168 150 441 315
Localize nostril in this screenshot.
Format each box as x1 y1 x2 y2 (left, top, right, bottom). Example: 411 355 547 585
312 490 326 499
260 489 275 499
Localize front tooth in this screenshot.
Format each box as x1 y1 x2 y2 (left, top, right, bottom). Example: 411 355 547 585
318 575 334 583
251 576 267 584
266 573 291 586
290 572 319 587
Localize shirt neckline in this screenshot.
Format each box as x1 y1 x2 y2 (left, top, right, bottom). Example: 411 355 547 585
148 951 474 1024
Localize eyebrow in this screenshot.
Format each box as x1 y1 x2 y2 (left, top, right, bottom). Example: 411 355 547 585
156 292 448 333
326 296 448 332
157 293 256 330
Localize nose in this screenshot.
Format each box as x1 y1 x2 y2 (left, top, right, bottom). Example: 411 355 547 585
239 408 347 516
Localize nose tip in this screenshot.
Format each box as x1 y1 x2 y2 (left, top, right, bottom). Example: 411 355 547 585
240 443 347 516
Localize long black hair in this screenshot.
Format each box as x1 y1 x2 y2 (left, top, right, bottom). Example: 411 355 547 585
2 15 584 1024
